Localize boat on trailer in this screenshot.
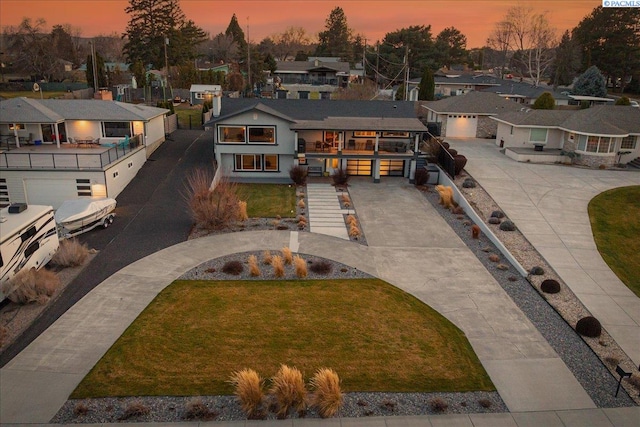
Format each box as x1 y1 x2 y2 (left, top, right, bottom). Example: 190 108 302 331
55 198 116 239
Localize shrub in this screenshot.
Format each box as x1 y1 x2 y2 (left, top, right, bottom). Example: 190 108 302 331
447 148 458 156
488 254 500 263
541 279 561 294
238 201 248 221
263 250 273 265
248 255 261 277
490 210 505 218
281 247 293 265
429 397 448 413
488 217 501 224
297 215 307 224
478 398 492 408
310 260 332 275
297 199 306 209
222 260 244 275
451 205 464 215
289 165 308 186
576 316 602 338
229 368 265 419
414 168 429 186
346 215 357 226
499 220 516 231
341 194 351 205
73 402 89 416
349 225 361 238
118 400 150 420
462 178 476 188
471 224 480 239
530 266 544 275
453 155 467 176
184 398 218 421
50 238 89 267
270 365 307 418
294 255 307 278
1 268 60 304
310 368 343 418
629 374 640 393
331 168 349 186
271 255 285 278
186 170 240 230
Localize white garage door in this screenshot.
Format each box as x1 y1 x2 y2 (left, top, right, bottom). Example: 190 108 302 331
25 179 78 209
446 115 478 138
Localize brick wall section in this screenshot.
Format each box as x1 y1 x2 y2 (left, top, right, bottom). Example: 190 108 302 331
476 116 497 138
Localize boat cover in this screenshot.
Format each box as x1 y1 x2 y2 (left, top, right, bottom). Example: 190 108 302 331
54 198 116 224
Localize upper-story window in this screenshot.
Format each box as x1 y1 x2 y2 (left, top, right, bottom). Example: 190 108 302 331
219 126 245 143
248 126 275 144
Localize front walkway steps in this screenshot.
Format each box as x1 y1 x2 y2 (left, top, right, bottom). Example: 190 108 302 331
305 183 350 240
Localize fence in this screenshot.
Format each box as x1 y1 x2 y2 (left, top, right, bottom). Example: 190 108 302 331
164 114 178 134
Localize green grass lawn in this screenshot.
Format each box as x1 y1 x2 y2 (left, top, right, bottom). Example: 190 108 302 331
175 105 203 128
588 186 640 297
72 279 492 398
0 91 68 99
236 183 296 218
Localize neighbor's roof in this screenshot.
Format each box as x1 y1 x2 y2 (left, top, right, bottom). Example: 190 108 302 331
205 98 426 131
0 97 168 123
434 74 502 86
190 84 222 92
422 91 523 115
275 60 350 74
493 105 640 136
482 81 571 100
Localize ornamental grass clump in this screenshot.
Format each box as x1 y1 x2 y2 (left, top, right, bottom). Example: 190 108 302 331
248 255 261 277
281 247 293 265
293 255 307 278
50 238 89 268
186 170 240 230
263 250 273 265
1 268 60 305
297 199 306 209
309 368 343 418
271 255 285 278
269 365 307 418
349 224 361 238
238 201 248 221
229 368 265 419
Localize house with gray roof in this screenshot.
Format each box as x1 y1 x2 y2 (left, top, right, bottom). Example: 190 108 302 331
0 97 169 208
204 98 428 182
492 105 640 168
273 58 350 100
422 91 524 138
481 80 572 106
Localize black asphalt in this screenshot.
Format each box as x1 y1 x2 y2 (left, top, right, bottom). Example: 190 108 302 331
0 129 213 367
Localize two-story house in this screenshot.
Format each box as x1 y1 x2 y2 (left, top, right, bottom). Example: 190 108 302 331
273 58 350 100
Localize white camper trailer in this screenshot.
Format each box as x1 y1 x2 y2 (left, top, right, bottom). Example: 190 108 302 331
0 204 59 300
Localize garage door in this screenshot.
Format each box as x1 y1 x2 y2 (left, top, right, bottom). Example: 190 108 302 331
346 159 372 176
25 179 78 209
446 115 478 138
380 160 405 176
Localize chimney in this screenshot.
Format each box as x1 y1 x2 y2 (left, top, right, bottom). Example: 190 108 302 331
212 88 222 117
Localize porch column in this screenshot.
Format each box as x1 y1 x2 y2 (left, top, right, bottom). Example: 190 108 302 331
374 134 379 153
13 125 20 148
373 158 381 183
54 124 61 148
294 132 298 155
409 133 419 183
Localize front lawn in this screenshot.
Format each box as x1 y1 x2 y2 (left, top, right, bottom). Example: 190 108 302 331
72 279 492 397
236 183 296 218
174 104 202 128
588 186 640 297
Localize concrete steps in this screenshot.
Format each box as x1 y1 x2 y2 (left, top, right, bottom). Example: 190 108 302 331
628 157 640 169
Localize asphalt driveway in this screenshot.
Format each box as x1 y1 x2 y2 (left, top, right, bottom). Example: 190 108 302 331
0 129 213 367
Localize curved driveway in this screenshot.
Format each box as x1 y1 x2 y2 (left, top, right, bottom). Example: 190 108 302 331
449 139 640 367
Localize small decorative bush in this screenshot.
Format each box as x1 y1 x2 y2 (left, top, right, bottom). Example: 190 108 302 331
229 368 265 419
310 260 332 275
297 199 306 209
341 194 351 205
184 398 218 421
576 316 602 338
281 247 293 265
451 205 464 215
488 217 501 224
270 365 307 418
289 165 308 186
297 215 307 224
478 398 492 408
453 155 467 176
462 178 476 188
499 220 516 231
414 168 429 186
73 402 89 416
222 260 244 275
331 168 349 186
488 254 500 262
248 255 261 277
262 250 273 265
346 215 358 226
294 255 307 278
186 172 240 230
238 201 249 221
490 210 505 218
447 148 458 156
118 400 150 420
471 224 480 239
429 397 448 413
50 238 89 267
530 266 544 275
541 279 561 294
309 368 343 418
349 224 361 238
271 255 285 278
508 276 518 282
1 268 60 304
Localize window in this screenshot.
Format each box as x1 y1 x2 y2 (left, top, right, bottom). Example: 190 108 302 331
219 126 245 143
264 155 278 171
0 178 9 208
621 136 637 150
581 135 614 153
9 124 25 130
529 128 547 143
354 131 376 137
235 154 262 171
577 135 587 151
103 122 131 137
248 126 275 144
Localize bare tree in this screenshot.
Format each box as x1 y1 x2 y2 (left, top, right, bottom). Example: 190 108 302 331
3 18 60 81
270 26 312 61
486 21 512 78
209 32 238 64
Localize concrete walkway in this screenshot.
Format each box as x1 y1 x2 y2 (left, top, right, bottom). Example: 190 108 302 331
449 139 640 367
306 183 350 239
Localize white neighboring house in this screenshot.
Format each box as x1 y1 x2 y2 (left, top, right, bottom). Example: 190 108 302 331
189 84 222 105
0 97 169 209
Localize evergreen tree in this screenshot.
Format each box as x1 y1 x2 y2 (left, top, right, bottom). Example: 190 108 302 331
573 65 607 97
418 68 435 101
130 60 147 89
549 30 581 88
615 97 630 106
434 27 467 69
316 7 353 61
86 52 108 89
225 14 247 59
532 92 555 109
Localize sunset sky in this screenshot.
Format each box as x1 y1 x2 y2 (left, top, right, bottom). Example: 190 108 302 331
0 0 601 48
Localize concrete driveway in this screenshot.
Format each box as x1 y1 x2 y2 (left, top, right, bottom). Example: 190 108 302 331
449 138 640 366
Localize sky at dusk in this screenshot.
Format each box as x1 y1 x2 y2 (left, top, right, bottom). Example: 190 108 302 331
0 0 602 48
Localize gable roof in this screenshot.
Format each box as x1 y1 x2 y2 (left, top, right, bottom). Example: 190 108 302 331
493 105 640 136
434 74 502 86
423 91 524 115
0 97 168 123
275 60 350 74
482 80 571 101
190 84 222 93
205 99 427 132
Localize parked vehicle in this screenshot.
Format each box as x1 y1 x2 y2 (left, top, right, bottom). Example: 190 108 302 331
0 204 59 299
55 198 116 239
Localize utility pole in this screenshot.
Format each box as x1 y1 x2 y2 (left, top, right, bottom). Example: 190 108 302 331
90 40 98 96
362 38 366 85
404 45 410 101
375 44 380 88
247 16 251 97
163 35 169 101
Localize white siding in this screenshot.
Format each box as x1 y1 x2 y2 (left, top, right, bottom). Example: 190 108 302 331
66 120 102 141
104 147 146 198
144 116 166 156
